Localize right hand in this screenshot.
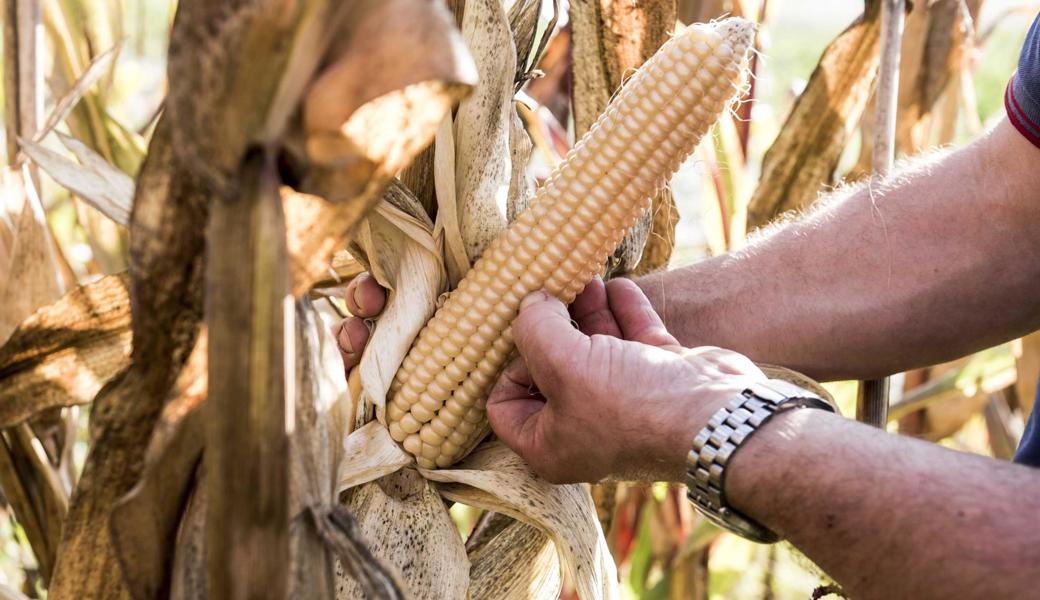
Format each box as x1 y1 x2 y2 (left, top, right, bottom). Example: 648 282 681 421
331 272 387 375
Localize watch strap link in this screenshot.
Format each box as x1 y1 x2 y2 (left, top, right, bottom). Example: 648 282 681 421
685 379 835 544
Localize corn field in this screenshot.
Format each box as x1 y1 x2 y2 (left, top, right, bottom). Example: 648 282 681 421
0 0 1036 598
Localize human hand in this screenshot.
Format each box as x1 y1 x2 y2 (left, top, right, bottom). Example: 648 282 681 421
330 272 387 375
486 278 766 484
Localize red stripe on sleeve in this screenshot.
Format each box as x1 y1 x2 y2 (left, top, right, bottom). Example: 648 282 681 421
1006 77 1040 148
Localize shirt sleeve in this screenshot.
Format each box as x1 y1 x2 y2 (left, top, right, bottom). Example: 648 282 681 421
1006 13 1040 148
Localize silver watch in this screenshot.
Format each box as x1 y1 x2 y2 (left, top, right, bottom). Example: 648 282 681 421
684 379 835 544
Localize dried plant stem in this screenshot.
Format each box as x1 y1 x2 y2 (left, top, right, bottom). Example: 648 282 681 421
858 0 905 428
205 150 290 599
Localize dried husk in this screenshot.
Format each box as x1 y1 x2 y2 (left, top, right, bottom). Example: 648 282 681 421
424 442 619 600
337 469 469 600
469 520 561 600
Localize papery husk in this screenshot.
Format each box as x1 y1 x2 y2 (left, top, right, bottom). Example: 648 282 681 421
469 519 561 600
348 188 446 428
336 469 469 600
449 0 514 265
336 421 412 493
424 442 619 600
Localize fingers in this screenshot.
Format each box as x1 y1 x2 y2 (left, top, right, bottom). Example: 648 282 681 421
344 272 386 318
569 276 623 337
605 278 680 348
513 291 590 388
486 357 545 455
331 317 371 372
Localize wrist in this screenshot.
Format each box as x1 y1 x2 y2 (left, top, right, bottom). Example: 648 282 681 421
658 378 750 483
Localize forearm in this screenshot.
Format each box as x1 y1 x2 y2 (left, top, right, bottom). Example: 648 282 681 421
725 409 1040 600
639 119 1040 380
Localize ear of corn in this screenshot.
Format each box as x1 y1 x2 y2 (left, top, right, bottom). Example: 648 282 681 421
387 18 755 469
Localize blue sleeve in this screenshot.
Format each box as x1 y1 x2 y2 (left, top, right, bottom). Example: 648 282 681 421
1006 13 1040 147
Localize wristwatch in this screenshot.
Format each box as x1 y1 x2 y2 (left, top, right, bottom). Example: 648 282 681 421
684 378 835 544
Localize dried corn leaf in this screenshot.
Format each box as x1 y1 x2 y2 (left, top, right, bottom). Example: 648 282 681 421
291 70 468 294
291 299 351 510
311 505 406 600
288 299 353 600
48 117 206 600
424 442 619 600
348 192 445 427
469 519 561 600
19 134 133 226
433 116 470 285
0 167 64 343
747 3 881 228
166 0 351 187
449 0 515 266
337 421 412 493
337 469 469 600
508 0 542 88
570 0 679 276
34 42 121 146
303 0 477 226
111 334 206 600
0 273 130 428
506 105 534 223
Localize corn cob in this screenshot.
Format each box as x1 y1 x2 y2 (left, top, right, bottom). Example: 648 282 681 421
387 18 755 469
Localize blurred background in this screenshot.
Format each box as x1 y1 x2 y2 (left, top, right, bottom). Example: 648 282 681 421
2 0 1038 597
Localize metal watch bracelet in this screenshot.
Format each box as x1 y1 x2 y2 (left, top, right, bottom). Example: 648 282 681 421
684 379 835 544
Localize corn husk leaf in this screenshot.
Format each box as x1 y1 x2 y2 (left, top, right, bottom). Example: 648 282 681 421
469 519 561 600
310 505 406 600
19 133 134 226
337 469 469 600
449 0 514 265
433 115 470 285
506 104 533 222
348 189 445 427
337 421 412 492
0 273 130 428
424 442 619 600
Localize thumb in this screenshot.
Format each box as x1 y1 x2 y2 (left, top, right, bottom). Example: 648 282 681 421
512 291 589 389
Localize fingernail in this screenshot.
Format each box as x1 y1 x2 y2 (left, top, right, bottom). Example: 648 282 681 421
339 327 354 354
351 282 365 315
520 290 551 311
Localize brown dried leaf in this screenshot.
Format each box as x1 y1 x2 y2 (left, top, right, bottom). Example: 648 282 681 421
424 442 619 600
0 273 130 428
311 505 407 600
0 168 64 343
49 117 207 600
747 3 882 228
290 0 477 293
19 135 134 227
205 152 290 598
570 0 679 276
110 333 206 600
337 469 469 600
469 519 561 600
166 0 350 188
34 42 122 145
